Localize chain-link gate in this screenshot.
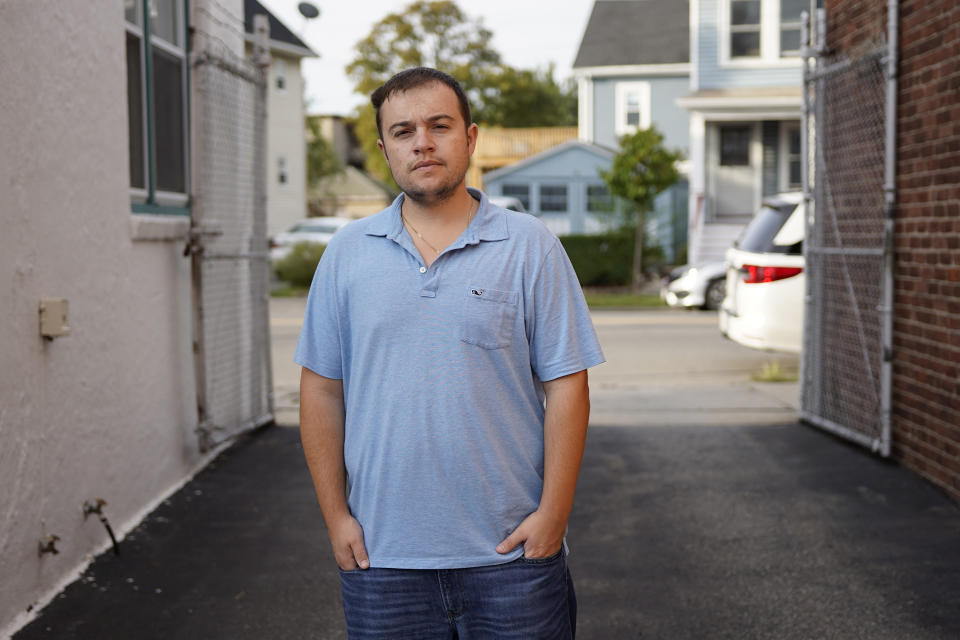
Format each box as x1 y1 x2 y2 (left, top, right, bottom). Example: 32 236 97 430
187 21 273 452
799 6 896 455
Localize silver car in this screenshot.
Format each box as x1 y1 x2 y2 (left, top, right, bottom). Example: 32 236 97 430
269 216 353 262
661 261 728 310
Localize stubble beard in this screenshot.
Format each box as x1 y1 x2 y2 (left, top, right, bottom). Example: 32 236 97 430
384 150 468 207
394 166 467 207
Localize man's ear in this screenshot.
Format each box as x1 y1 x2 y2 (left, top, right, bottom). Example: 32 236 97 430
377 139 388 162
466 123 479 157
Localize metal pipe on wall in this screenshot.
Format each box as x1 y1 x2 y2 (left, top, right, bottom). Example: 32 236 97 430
880 0 899 457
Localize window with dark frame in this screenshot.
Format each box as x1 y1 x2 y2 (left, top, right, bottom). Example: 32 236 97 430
587 185 615 213
275 59 287 91
502 184 530 210
720 126 752 166
787 125 802 189
124 0 189 211
539 185 568 212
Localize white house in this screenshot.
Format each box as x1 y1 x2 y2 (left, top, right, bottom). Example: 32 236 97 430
244 0 317 237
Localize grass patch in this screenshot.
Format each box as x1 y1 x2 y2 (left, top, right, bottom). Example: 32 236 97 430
584 291 664 309
270 285 310 298
751 360 798 383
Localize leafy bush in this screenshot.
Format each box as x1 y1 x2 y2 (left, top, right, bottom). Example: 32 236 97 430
559 231 634 287
274 242 325 288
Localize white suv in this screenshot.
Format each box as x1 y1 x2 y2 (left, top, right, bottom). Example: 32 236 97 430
719 192 805 354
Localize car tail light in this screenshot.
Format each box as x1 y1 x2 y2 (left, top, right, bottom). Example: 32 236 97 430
269 238 279 249
741 264 803 284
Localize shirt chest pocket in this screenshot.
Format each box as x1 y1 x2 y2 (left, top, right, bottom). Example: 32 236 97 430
459 287 520 350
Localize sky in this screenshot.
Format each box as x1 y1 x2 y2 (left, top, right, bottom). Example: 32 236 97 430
257 0 597 116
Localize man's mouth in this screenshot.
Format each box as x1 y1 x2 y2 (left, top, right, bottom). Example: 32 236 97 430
412 160 442 170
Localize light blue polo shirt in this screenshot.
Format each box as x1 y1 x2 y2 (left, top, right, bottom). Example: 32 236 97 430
295 188 605 569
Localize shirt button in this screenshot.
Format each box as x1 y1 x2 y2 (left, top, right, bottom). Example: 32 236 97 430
419 266 426 273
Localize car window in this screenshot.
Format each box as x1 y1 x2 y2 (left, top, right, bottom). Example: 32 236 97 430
735 203 802 254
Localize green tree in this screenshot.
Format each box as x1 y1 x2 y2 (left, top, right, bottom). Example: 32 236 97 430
306 117 342 187
600 126 683 289
480 65 577 127
345 0 502 183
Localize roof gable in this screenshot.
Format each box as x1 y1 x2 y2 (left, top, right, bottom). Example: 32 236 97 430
574 0 689 69
244 0 315 56
483 141 616 182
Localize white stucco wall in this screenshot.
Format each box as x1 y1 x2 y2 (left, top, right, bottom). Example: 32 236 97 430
0 0 246 633
266 51 308 237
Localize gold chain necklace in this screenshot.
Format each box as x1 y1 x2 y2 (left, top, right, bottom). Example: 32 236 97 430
402 199 477 258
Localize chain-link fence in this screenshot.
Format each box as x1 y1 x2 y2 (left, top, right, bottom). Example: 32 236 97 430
189 25 272 452
800 12 893 455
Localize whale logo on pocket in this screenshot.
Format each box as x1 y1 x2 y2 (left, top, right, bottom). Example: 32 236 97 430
471 289 484 297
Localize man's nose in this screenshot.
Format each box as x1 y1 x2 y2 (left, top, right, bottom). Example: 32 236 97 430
412 128 435 152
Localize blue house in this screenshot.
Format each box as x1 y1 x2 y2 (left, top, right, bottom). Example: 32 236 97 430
572 0 691 262
678 0 810 263
483 141 620 237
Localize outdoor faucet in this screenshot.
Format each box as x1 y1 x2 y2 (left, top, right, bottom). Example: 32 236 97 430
83 498 120 556
38 534 61 556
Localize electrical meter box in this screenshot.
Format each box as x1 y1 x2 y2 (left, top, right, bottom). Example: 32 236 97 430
39 298 70 338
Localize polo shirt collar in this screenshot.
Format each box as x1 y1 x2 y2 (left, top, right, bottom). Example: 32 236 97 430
363 188 510 245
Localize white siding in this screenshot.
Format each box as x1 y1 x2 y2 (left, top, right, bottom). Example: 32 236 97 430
266 52 308 236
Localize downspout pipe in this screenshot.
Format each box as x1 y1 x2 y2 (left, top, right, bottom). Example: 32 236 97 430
800 10 812 414
880 0 898 457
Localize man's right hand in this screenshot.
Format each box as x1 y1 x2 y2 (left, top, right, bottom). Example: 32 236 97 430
329 514 370 570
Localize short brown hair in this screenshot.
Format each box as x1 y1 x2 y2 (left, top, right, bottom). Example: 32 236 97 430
371 67 472 140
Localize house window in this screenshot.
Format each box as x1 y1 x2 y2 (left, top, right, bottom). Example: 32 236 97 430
125 0 189 212
502 184 530 210
781 122 802 190
278 157 289 186
780 0 805 56
614 82 651 136
587 185 615 213
730 0 762 58
720 126 752 166
539 185 568 212
721 0 806 63
275 59 287 92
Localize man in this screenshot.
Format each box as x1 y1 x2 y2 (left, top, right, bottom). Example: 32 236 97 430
295 67 604 639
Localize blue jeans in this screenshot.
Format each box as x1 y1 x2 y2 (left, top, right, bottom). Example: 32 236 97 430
337 550 577 639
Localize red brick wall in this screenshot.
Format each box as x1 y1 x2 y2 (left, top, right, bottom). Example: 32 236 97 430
892 0 960 502
827 0 960 502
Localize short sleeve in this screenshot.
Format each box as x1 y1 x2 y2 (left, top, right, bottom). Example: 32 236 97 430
527 239 605 381
294 245 344 379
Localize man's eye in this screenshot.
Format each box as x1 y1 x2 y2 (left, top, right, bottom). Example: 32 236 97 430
395 130 412 138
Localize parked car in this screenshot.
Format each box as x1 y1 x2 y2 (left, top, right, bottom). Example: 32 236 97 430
661 261 727 310
489 196 527 213
719 192 805 353
269 216 352 262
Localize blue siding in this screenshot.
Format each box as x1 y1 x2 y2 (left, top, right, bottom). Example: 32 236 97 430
649 179 689 264
697 0 802 89
593 80 617 148
592 76 690 154
484 145 620 236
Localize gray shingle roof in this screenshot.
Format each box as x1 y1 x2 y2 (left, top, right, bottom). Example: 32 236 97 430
573 0 689 69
